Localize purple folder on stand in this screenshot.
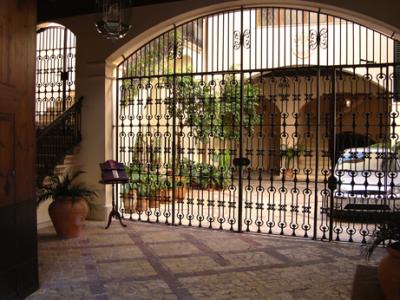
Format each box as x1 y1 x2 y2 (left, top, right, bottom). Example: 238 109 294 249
99 160 129 183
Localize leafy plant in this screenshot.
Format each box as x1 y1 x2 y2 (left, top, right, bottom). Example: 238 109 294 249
212 150 232 189
37 170 97 206
281 144 304 170
185 159 231 190
124 162 168 197
173 75 261 143
361 219 400 260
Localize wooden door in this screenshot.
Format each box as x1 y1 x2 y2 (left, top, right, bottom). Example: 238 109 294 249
0 0 38 298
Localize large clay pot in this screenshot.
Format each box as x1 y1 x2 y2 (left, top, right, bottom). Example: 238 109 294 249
378 242 400 300
82 200 90 219
157 186 187 204
136 197 150 211
122 190 137 213
172 186 186 202
48 198 86 238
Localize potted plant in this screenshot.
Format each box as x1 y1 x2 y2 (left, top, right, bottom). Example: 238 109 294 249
37 170 97 238
213 150 232 189
188 162 218 190
281 144 304 179
121 182 137 214
162 175 187 203
361 219 400 300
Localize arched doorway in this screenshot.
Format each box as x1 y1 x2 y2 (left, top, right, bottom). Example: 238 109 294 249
36 23 77 129
298 71 388 165
114 7 400 242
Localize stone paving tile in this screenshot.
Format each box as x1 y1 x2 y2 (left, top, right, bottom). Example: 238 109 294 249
201 238 253 252
29 221 385 299
88 233 134 246
140 230 187 243
39 247 83 262
37 233 84 249
222 251 283 268
162 255 224 274
276 247 328 262
39 261 87 283
148 241 201 257
27 283 93 300
84 224 126 235
242 235 302 249
97 260 157 280
180 272 278 299
105 280 177 300
91 245 144 262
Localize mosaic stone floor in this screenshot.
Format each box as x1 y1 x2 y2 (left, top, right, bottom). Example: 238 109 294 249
28 221 385 300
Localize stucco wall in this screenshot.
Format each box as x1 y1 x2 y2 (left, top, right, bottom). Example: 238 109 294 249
38 0 400 222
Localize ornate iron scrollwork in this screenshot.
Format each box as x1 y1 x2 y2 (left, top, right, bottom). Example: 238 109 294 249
233 30 241 50
168 41 183 60
233 29 251 50
309 28 328 50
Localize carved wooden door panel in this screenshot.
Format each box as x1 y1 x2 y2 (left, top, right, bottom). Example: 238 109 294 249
0 0 38 298
0 114 15 206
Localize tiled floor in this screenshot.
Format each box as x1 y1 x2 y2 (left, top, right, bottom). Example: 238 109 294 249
28 221 385 299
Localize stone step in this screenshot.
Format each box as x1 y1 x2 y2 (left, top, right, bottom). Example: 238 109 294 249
63 155 75 164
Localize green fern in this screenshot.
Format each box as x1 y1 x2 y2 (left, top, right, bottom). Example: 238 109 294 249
37 170 97 207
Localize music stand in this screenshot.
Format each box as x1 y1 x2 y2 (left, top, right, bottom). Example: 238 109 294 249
99 160 129 229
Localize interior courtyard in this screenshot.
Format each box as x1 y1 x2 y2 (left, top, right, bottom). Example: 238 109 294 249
2 0 400 299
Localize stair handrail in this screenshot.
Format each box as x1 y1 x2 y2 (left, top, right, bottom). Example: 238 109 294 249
37 96 84 140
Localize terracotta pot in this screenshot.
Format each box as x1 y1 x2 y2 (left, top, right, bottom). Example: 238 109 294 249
158 189 169 204
122 190 137 213
378 242 400 300
82 200 90 219
136 197 150 211
167 186 186 202
285 169 294 180
48 198 86 238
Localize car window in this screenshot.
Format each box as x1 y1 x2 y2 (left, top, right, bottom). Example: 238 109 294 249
337 151 386 172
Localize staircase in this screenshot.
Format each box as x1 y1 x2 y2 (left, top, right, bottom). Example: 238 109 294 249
36 97 83 185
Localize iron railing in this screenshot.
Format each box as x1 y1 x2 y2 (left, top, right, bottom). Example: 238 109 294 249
115 7 400 243
36 97 83 185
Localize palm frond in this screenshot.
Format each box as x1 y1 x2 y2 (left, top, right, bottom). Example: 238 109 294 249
37 169 97 206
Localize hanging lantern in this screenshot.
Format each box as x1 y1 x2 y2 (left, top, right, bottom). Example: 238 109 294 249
95 0 131 40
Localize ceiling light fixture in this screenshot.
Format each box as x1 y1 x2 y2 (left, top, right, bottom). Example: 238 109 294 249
95 0 131 40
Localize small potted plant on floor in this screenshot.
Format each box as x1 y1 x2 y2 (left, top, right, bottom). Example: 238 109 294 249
361 218 400 300
37 170 97 238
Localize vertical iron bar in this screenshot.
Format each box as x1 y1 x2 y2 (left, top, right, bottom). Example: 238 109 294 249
328 68 337 241
171 25 178 226
237 6 245 232
313 10 321 240
115 66 120 218
384 65 390 211
62 27 68 112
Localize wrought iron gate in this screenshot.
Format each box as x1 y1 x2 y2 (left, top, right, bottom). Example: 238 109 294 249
115 7 400 242
36 25 76 129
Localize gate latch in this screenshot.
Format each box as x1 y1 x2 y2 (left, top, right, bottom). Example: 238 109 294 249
233 157 250 167
61 71 69 81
